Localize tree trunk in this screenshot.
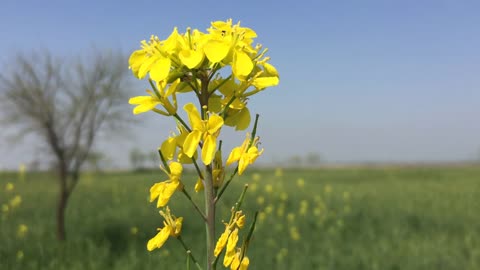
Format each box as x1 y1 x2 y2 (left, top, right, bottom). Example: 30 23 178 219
56 166 69 241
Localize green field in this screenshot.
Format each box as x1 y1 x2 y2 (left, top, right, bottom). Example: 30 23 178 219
1 166 480 270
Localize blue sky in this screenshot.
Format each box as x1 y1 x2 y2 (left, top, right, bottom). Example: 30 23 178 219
1 0 480 168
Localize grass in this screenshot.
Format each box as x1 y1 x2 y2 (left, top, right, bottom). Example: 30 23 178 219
1 166 480 269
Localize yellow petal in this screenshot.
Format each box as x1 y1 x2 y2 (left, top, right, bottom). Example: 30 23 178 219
150 57 171 82
183 130 202 158
160 137 177 160
147 226 172 251
163 27 180 53
169 162 183 178
252 76 279 89
238 155 249 175
202 135 217 165
225 108 250 131
128 50 147 77
184 103 203 130
138 55 158 79
230 253 241 270
239 256 250 270
173 217 183 236
233 51 254 79
157 181 179 207
207 114 224 135
179 49 205 69
204 40 230 63
214 228 231 257
165 78 180 97
149 182 166 202
226 228 238 253
263 62 278 77
226 147 242 166
194 178 204 193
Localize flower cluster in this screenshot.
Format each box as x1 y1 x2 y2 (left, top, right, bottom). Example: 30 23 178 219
129 19 278 269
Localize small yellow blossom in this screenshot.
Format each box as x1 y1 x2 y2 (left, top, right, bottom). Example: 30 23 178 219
194 178 204 193
130 226 139 235
256 196 265 205
16 250 24 261
150 162 183 208
274 168 283 177
9 195 22 208
5 182 14 192
214 210 245 258
183 103 224 165
129 79 180 115
252 173 261 181
290 226 300 241
147 207 183 251
2 204 9 213
296 178 305 188
264 184 273 193
324 184 332 194
226 133 263 175
17 224 28 238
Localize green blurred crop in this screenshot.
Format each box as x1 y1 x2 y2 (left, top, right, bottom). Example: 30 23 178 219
1 166 480 270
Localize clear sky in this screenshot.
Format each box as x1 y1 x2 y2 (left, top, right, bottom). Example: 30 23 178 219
1 0 480 168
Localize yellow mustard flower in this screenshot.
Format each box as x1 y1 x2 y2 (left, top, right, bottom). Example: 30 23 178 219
214 210 245 258
17 224 28 238
129 29 181 82
183 103 224 165
147 207 183 251
129 79 180 115
9 195 21 208
223 228 239 266
5 182 14 192
160 124 193 163
231 252 250 270
150 162 183 208
226 133 263 175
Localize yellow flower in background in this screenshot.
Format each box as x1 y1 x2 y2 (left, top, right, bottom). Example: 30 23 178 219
130 226 139 235
9 195 22 208
297 178 305 188
1 204 8 213
150 162 183 208
17 224 28 238
16 250 24 261
274 168 283 177
183 103 224 165
147 207 183 251
226 133 263 175
5 182 14 192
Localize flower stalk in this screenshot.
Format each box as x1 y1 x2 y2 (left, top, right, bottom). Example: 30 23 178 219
128 19 279 270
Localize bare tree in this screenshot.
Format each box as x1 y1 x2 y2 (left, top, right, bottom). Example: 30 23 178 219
0 50 133 240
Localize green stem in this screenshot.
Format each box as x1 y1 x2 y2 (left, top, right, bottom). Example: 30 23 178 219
174 113 192 133
178 236 203 270
181 188 206 221
204 165 216 270
214 167 238 204
192 157 204 180
158 150 170 174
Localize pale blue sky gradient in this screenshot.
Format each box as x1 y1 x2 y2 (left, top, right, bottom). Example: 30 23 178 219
1 0 480 168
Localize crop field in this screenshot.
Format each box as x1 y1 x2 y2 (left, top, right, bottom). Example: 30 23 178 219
1 166 480 270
